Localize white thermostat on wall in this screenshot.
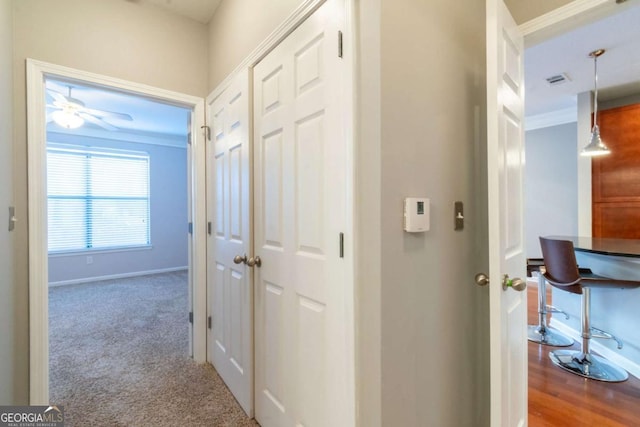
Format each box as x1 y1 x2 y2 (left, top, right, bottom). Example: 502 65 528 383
404 198 430 232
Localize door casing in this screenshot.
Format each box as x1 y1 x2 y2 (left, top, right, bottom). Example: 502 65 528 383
26 59 207 404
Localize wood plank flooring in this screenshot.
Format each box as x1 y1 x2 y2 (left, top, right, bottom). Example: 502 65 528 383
527 283 640 426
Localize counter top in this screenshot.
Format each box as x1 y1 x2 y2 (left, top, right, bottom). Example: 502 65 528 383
548 236 640 258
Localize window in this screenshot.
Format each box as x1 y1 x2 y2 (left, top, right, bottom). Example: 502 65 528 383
47 145 151 253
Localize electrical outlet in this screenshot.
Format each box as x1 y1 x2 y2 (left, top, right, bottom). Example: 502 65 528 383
86 256 93 265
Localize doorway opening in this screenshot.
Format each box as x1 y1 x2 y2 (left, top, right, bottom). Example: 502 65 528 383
44 75 193 408
27 59 208 405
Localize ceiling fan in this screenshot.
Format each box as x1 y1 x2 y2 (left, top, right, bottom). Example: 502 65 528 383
46 86 133 130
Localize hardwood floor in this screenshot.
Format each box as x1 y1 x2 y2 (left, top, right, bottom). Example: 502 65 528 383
527 282 640 426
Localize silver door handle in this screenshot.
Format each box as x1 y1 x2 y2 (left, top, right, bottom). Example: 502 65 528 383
475 273 489 286
502 274 526 291
233 254 247 265
247 256 262 268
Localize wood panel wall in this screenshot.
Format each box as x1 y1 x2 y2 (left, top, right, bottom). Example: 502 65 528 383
592 103 640 238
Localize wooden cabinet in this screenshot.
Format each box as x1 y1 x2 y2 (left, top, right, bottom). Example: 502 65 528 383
592 103 640 238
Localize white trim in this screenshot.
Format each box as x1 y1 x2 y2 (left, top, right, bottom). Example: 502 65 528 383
519 0 608 36
550 319 640 380
48 128 187 148
525 107 577 131
49 266 188 287
27 59 207 405
206 0 324 104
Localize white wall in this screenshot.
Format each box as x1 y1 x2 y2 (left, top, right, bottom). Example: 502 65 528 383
46 134 188 284
0 0 20 405
9 0 209 404
524 123 578 257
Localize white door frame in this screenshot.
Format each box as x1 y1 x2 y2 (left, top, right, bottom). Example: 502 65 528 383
26 59 207 405
205 0 355 423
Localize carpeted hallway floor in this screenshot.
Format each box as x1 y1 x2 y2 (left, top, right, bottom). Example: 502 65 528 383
49 271 259 426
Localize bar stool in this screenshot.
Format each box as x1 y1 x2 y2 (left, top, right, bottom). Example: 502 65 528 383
527 266 574 347
539 237 640 382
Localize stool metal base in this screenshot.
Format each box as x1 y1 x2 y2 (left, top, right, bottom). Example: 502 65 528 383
549 349 629 382
527 324 573 346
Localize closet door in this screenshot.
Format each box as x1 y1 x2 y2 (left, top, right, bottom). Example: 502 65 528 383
206 70 253 416
253 0 351 425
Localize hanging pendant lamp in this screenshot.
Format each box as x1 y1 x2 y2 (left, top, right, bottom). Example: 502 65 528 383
580 49 610 157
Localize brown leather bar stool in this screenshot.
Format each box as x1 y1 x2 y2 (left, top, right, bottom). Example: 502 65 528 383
539 236 640 382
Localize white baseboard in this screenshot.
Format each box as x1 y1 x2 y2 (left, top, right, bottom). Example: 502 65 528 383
49 266 188 287
550 319 640 380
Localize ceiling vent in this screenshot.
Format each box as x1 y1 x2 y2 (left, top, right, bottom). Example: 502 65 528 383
546 73 571 86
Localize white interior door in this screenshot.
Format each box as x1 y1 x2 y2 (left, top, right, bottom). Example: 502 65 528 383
253 0 352 425
486 0 527 426
206 70 253 416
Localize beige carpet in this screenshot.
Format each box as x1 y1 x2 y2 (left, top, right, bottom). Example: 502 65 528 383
49 271 259 426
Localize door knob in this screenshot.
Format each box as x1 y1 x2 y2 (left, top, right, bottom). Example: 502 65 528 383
233 254 247 265
502 274 526 291
246 256 262 267
475 273 490 286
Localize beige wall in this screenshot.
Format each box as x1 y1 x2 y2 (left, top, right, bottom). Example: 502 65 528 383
8 0 209 404
379 0 488 424
505 0 573 24
207 0 302 90
0 0 20 405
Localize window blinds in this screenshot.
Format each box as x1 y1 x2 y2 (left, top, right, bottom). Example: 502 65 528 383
47 145 151 253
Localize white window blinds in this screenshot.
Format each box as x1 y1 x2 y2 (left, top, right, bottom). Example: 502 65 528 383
47 145 151 253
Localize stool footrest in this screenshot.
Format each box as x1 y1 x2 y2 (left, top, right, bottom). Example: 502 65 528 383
545 304 569 319
590 326 623 349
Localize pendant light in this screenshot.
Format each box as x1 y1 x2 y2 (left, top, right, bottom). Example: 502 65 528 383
580 49 610 157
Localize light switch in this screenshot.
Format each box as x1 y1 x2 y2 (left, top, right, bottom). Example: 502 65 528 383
8 206 16 232
454 201 464 231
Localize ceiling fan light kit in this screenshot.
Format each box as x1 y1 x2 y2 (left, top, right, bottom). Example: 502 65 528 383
46 84 133 131
51 109 84 129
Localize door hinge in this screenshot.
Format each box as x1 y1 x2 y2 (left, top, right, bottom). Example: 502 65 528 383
338 30 343 58
188 222 193 235
339 232 344 258
187 131 192 145
208 316 212 329
201 125 211 141
207 221 212 235
188 311 193 324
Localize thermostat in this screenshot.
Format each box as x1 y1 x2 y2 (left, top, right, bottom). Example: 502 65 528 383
404 198 430 232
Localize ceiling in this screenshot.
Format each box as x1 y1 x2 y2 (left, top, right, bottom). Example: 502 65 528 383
525 2 640 118
127 0 222 24
45 78 191 146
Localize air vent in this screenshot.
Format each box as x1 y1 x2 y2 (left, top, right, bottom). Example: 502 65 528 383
545 73 571 86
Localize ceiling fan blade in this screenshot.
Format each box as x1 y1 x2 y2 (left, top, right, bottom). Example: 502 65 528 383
83 107 133 121
46 88 69 104
79 113 118 131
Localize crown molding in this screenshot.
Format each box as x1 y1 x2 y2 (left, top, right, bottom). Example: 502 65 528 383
525 107 577 131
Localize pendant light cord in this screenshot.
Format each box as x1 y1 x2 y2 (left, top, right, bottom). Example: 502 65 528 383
593 53 599 130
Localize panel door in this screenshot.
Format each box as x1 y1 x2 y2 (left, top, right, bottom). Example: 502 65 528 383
486 0 527 426
253 0 351 425
206 70 253 416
